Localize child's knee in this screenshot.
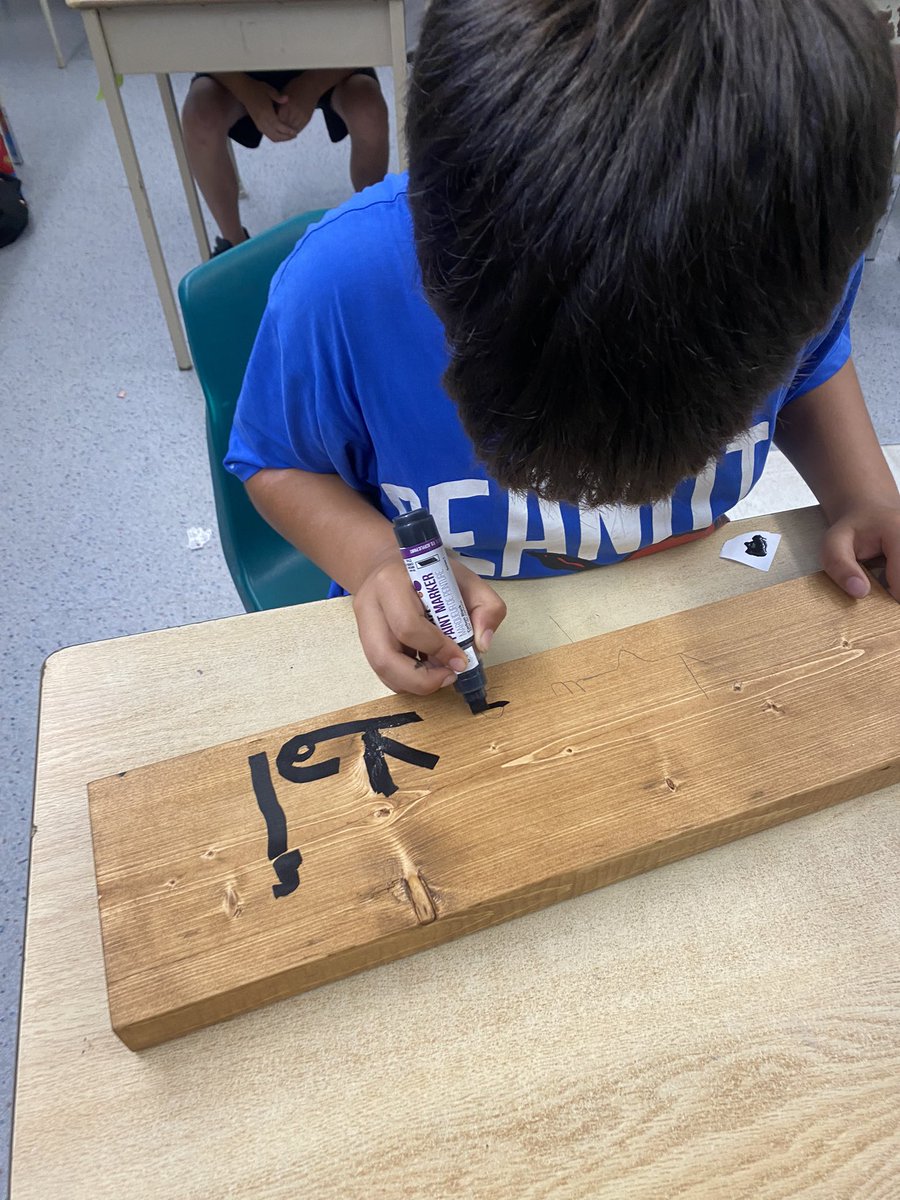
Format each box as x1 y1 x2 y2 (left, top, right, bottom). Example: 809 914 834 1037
336 76 388 143
182 78 235 139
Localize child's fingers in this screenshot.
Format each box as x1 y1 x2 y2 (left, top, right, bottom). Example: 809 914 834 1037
265 121 297 142
454 566 507 653
356 607 457 696
823 511 900 601
353 561 468 693
382 590 468 673
821 521 870 598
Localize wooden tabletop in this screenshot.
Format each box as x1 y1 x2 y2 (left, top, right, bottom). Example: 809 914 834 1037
12 506 900 1199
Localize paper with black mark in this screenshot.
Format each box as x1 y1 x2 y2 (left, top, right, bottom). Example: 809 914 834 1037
720 530 781 573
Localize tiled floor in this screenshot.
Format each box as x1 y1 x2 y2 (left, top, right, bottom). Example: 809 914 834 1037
0 0 898 1190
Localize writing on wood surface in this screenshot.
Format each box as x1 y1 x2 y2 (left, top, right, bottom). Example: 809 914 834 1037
87 572 900 1050
249 713 440 898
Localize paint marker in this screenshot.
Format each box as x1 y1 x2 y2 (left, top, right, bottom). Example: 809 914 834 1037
393 508 489 714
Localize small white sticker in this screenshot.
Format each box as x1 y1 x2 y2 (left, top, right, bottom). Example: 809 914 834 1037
720 530 781 572
186 526 212 550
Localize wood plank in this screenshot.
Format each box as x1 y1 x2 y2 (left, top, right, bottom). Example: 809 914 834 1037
87 570 900 1049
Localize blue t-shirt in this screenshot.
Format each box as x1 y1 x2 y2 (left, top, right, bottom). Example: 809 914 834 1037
227 173 860 580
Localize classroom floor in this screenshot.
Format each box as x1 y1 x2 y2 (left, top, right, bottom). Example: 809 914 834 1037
0 0 898 1189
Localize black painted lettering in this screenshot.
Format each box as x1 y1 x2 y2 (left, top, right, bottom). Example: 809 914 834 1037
249 751 303 899
276 713 439 796
248 712 441 900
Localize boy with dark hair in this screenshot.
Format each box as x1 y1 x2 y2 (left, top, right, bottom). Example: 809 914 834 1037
226 0 900 695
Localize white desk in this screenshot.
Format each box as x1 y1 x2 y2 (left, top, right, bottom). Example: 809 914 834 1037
69 0 408 368
12 506 900 1198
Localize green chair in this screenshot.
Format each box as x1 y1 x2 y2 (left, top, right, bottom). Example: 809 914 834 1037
178 211 332 611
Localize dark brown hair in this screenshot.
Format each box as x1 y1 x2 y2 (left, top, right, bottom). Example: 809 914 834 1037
407 0 896 506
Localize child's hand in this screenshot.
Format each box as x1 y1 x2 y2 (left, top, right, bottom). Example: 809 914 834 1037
243 468 505 695
244 80 297 143
277 77 318 135
353 552 507 695
773 359 900 602
821 502 900 600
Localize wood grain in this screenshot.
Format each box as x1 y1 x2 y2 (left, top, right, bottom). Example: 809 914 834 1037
87 570 900 1049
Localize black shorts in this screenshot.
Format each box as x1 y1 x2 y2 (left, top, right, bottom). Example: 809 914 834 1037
192 68 379 148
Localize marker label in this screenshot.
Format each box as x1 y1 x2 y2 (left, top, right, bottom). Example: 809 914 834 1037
394 507 491 709
403 544 479 670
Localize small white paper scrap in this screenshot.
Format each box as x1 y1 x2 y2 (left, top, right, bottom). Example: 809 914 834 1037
186 526 212 550
720 530 781 572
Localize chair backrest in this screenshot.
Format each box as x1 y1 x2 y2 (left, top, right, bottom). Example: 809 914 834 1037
178 212 332 611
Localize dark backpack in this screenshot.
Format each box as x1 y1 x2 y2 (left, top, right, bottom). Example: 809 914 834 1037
0 172 28 248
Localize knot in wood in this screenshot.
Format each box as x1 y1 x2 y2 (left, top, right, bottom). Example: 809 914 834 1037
222 883 244 919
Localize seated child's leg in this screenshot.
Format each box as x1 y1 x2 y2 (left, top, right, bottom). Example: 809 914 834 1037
182 76 248 246
330 74 389 191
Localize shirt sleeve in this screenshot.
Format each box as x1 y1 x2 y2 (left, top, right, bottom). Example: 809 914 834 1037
224 232 377 493
782 258 864 405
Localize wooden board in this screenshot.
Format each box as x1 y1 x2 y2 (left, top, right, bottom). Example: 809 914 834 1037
88 570 900 1049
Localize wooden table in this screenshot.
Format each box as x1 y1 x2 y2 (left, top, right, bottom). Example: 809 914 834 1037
11 507 900 1199
69 0 408 369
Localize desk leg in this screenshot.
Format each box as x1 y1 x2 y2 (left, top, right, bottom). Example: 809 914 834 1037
227 141 248 200
157 73 211 262
388 0 408 170
38 0 66 68
82 10 192 370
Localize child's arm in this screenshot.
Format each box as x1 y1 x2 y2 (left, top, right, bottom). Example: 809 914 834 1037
774 358 900 599
245 467 507 694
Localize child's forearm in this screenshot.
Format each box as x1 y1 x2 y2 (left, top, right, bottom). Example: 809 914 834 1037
774 358 900 522
209 72 260 108
245 468 399 593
